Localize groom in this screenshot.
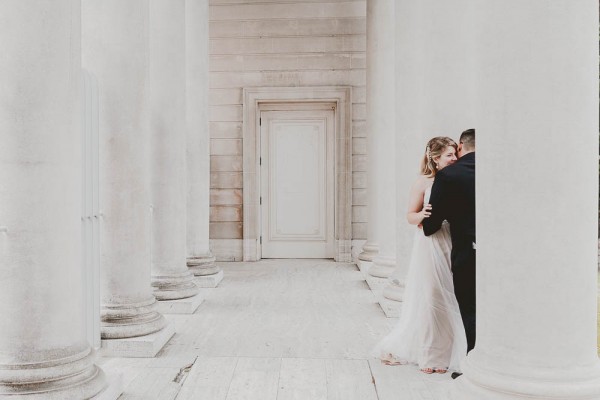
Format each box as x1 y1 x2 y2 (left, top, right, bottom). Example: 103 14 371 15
422 129 476 355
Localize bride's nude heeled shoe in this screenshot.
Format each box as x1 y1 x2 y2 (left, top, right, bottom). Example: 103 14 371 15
382 359 403 366
381 354 404 366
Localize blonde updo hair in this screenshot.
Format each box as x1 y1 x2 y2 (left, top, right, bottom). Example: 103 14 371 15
420 136 458 177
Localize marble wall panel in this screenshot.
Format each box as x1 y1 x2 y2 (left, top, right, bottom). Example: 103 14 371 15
210 70 365 89
211 172 243 189
235 54 353 72
210 17 366 38
210 155 243 172
352 188 367 206
210 36 365 55
352 206 367 223
352 138 367 155
209 88 243 105
210 38 274 55
209 20 245 38
352 171 367 189
209 105 243 122
210 2 365 20
352 103 366 121
297 70 366 87
210 188 243 205
352 120 367 137
210 122 243 139
352 86 366 103
351 54 367 69
210 222 243 239
210 139 242 156
212 0 357 4
352 222 367 240
209 239 243 261
209 56 245 73
210 205 243 222
352 155 367 172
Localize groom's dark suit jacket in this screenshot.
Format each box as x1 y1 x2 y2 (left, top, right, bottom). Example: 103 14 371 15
422 151 476 351
422 152 475 247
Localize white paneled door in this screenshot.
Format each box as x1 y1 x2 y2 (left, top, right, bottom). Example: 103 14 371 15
260 109 335 258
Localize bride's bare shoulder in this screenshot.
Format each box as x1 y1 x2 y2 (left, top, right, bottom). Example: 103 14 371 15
413 175 433 190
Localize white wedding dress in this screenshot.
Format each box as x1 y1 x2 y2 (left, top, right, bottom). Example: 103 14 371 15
372 187 467 372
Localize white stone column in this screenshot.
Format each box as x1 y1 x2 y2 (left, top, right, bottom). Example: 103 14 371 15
364 0 396 284
386 0 474 318
0 1 110 397
83 0 174 357
186 0 223 288
148 0 202 312
453 1 600 398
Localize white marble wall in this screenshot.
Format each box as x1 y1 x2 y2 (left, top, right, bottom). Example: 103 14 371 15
207 0 367 260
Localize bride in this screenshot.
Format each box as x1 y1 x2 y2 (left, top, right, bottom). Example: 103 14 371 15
372 136 467 374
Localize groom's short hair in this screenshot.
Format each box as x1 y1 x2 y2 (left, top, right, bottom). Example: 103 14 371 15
460 129 475 151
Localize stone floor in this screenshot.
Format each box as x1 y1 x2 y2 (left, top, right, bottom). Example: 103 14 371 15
98 259 458 399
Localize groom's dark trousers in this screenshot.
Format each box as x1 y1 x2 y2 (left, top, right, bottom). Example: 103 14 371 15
422 152 476 352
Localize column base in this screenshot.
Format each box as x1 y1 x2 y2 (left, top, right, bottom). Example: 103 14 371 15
152 270 199 301
378 279 404 318
100 324 175 358
187 254 220 276
194 269 224 288
101 297 167 339
376 291 402 318
365 274 388 294
382 279 404 301
358 242 379 262
94 372 123 400
155 292 205 314
452 350 600 400
357 259 372 276
368 256 395 278
0 348 108 400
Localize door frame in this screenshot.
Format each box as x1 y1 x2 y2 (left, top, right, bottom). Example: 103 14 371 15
260 107 335 259
242 87 352 262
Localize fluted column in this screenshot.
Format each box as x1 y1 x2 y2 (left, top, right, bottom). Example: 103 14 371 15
149 0 200 302
387 0 474 310
0 1 108 397
364 0 396 279
453 1 600 398
186 0 223 287
82 0 169 345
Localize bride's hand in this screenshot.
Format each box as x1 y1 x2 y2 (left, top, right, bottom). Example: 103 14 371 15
419 204 432 221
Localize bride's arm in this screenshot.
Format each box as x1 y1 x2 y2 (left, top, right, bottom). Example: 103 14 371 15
406 178 431 226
